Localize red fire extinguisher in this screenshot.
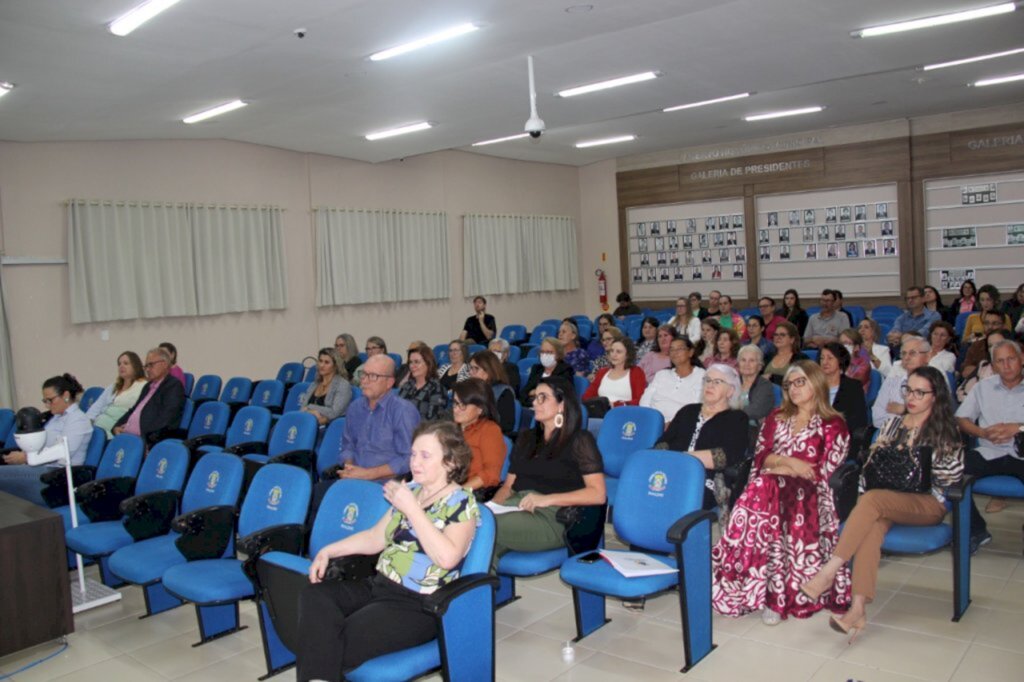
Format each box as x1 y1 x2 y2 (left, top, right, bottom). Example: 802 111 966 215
595 269 608 311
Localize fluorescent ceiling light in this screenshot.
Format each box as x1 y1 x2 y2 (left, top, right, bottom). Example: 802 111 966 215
853 2 1015 38
369 23 479 61
109 0 183 37
182 99 248 124
575 135 636 149
663 92 752 112
472 133 530 146
973 72 1024 86
923 46 1024 70
0 81 14 98
365 121 433 141
558 71 659 98
744 106 824 122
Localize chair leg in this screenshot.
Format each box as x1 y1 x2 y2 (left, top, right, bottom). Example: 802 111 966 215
257 600 296 680
98 556 126 588
676 511 717 672
495 575 519 607
951 486 973 622
193 602 246 646
140 582 183 617
571 588 609 640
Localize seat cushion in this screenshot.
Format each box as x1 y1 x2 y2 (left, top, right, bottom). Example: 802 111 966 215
973 475 1024 498
66 521 133 557
346 641 439 682
108 534 185 584
261 550 312 575
55 504 88 533
163 559 251 604
498 548 567 577
560 553 678 598
882 523 952 554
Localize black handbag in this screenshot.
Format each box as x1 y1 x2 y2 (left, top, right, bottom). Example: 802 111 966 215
582 397 612 419
322 554 379 582
861 444 932 494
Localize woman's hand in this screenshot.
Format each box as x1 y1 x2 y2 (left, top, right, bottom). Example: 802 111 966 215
309 549 330 583
518 493 553 512
383 480 419 517
779 458 815 481
3 451 27 465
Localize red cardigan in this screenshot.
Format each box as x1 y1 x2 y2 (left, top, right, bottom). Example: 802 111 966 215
582 366 646 406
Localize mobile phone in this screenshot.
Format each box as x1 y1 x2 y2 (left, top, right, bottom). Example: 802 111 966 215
577 551 603 564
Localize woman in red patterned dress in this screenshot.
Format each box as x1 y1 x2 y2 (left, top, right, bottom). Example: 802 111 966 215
711 360 851 625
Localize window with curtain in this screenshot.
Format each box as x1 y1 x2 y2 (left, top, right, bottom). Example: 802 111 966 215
67 200 287 323
315 208 449 306
463 214 579 295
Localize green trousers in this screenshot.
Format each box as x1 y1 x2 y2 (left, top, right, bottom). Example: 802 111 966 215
491 491 566 572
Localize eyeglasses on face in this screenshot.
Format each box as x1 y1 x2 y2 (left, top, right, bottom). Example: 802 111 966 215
42 394 62 405
144 359 167 369
361 372 392 383
782 377 808 391
530 392 553 405
365 345 382 352
900 349 924 359
900 385 934 399
702 377 727 387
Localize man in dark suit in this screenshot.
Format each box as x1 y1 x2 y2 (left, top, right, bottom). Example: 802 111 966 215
113 347 185 445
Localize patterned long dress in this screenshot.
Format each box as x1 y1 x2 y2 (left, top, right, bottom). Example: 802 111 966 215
711 409 851 619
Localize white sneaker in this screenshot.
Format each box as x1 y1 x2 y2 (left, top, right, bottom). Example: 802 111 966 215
761 608 781 626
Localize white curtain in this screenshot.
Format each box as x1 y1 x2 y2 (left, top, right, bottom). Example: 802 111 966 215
67 200 286 323
316 208 449 306
464 214 578 295
0 265 15 407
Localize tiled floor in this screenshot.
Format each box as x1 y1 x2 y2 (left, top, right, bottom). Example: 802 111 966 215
2 497 1022 681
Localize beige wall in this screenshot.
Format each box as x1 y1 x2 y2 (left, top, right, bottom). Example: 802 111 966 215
0 140 584 406
577 159 621 319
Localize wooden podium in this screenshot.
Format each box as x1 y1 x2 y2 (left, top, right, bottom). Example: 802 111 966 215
0 491 74 656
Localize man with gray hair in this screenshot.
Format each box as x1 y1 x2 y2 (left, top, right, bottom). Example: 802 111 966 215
113 347 185 445
956 339 1024 552
870 336 930 429
488 337 521 397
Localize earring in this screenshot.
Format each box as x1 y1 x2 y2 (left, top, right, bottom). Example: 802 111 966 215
554 412 564 428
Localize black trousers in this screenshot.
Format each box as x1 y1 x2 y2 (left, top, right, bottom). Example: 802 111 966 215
295 574 436 682
964 449 1024 534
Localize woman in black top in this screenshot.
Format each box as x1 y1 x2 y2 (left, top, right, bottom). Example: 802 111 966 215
657 363 749 519
491 377 605 564
819 342 868 454
468 350 517 436
520 337 574 406
781 289 809 338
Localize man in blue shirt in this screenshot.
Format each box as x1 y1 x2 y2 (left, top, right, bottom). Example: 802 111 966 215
886 286 941 347
336 354 420 482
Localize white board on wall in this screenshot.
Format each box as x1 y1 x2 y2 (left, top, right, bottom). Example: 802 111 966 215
626 198 746 300
924 171 1024 295
754 184 900 298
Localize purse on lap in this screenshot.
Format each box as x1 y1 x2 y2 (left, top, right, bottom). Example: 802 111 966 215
861 443 932 494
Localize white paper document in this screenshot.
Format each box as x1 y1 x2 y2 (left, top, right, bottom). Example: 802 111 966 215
484 501 523 515
599 550 675 578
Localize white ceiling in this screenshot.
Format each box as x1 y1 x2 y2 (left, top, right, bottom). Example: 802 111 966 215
1 0 1023 166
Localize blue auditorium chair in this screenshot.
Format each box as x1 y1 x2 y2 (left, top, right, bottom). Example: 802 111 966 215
597 406 664 506
526 323 558 346
500 324 528 344
184 373 195 397
79 386 104 413
573 375 590 398
953 311 972 339
275 362 304 388
41 432 145 515
846 305 866 326
866 369 882 408
220 376 253 411
526 346 540 359
315 417 347 478
108 452 244 616
168 400 230 453
803 349 820 362
871 305 902 324
0 408 15 444
253 479 391 676
177 398 194 433
559 449 716 672
772 383 783 407
432 344 449 366
506 345 521 363
65 440 189 586
468 344 486 357
197 405 272 458
163 463 312 645
241 411 319 474
191 374 223 405
516 359 537 392
303 364 318 383
282 381 312 415
251 379 286 414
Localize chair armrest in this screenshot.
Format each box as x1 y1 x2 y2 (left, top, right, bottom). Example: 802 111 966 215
946 474 974 503
267 449 315 471
120 489 180 541
225 441 265 456
422 573 499 617
184 433 225 451
39 465 98 508
77 476 136 522
828 460 861 523
829 460 860 492
238 524 304 558
667 509 717 546
171 505 237 561
162 428 189 441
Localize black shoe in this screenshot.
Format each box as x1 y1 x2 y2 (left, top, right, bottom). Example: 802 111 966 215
969 530 992 555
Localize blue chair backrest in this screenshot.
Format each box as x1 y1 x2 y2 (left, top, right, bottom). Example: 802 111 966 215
350 386 363 404
575 318 594 340
276 362 304 386
283 382 311 414
433 344 450 366
3 429 14 450
739 307 759 320
303 365 318 383
528 323 558 345
239 464 312 537
136 440 190 495
614 449 705 554
192 374 222 402
310 479 391 557
0 409 14 443
179 398 195 429
806 306 822 317
225 406 272 448
506 345 522 363
804 349 819 362
772 383 783 407
188 401 231 440
624 317 643 339
95 434 145 481
184 373 195 397
500 436 514 481
847 306 866 326
316 417 347 475
954 311 972 338
83 426 106 468
871 305 902 322
596 406 665 478
358 352 368 363
516 359 537 391
462 506 495 574
468 345 486 357
268 412 318 456
221 377 253 405
866 369 882 408
181 452 244 515
252 380 286 411
79 387 104 413
387 353 403 369
526 346 540 359
500 325 528 343
573 375 590 398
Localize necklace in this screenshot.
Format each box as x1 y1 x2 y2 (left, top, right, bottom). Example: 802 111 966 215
417 482 453 508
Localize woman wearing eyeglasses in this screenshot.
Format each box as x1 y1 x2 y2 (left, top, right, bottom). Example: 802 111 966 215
800 367 963 642
437 339 472 392
713 361 850 626
1 374 94 505
491 377 605 565
397 344 447 422
468 351 517 436
451 378 506 499
655 364 749 520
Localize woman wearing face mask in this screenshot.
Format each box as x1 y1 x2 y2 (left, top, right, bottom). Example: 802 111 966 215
856 318 892 378
838 329 871 394
558 319 592 376
582 337 646 409
638 325 678 382
521 337 574 407
926 321 957 375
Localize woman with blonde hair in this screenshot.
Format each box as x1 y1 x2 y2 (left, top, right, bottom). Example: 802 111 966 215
86 351 148 437
712 361 850 625
299 348 353 425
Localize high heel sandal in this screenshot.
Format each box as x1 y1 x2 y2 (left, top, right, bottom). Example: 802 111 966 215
829 614 867 644
799 571 834 602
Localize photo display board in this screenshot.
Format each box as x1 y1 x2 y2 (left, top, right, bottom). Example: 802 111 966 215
754 184 900 298
924 171 1024 294
625 198 747 300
